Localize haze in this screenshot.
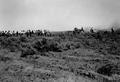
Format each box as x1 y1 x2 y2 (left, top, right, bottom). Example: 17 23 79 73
0 0 120 31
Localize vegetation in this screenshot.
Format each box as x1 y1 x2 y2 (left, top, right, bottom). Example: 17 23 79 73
0 27 120 82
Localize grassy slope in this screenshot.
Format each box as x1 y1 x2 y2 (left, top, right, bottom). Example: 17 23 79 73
0 30 120 82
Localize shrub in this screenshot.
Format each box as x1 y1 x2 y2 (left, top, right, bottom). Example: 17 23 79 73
32 40 43 52
20 46 36 57
19 36 28 42
32 38 61 52
47 40 60 51
0 37 20 51
97 64 118 76
0 55 11 62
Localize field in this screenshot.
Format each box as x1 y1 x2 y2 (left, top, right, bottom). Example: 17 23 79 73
0 29 120 82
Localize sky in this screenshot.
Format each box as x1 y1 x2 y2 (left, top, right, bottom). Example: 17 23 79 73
0 0 120 31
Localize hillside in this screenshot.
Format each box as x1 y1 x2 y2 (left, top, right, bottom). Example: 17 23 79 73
0 29 120 82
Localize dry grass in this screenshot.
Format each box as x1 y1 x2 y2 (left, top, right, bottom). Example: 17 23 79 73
0 29 120 82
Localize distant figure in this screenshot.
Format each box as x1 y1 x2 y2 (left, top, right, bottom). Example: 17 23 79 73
73 27 79 34
73 27 77 34
111 28 114 33
16 31 19 36
90 27 94 33
25 31 29 37
12 31 15 36
80 27 84 32
96 32 102 41
43 30 51 36
73 27 84 34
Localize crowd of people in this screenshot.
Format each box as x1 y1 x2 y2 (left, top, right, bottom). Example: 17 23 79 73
0 27 115 37
0 30 52 37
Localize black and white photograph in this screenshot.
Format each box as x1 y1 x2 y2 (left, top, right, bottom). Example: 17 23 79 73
0 0 120 82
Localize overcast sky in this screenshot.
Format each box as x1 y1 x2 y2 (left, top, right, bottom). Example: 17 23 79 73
0 0 120 31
